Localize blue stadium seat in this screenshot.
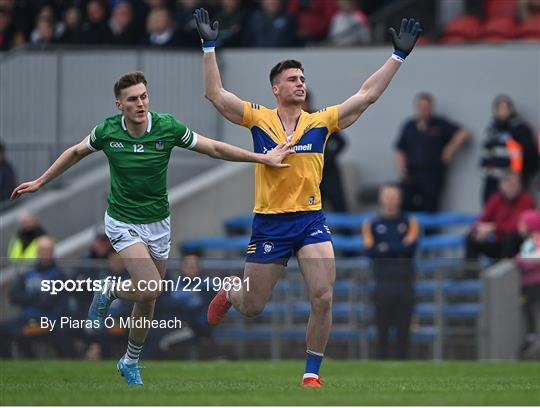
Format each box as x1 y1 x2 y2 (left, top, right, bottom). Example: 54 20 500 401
414 280 436 296
224 215 253 234
444 302 481 318
413 212 477 229
443 280 481 296
414 302 481 319
223 211 477 236
214 327 273 340
418 234 465 251
414 258 464 276
331 235 363 253
280 328 365 340
414 279 481 297
367 325 437 343
181 233 467 256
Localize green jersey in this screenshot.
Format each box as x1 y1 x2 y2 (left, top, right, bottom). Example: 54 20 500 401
87 112 196 224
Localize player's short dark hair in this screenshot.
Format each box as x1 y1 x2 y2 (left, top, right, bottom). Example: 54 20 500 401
269 60 304 85
114 71 147 98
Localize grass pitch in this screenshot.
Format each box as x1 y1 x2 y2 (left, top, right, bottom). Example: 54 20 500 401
0 360 538 405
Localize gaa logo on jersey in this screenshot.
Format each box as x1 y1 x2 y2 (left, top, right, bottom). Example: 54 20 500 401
263 242 274 254
155 140 165 151
128 229 139 237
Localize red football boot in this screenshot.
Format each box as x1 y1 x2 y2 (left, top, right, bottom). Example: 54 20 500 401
207 276 240 325
301 375 322 387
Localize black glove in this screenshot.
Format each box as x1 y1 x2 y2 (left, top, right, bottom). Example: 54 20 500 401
389 18 422 59
193 8 219 44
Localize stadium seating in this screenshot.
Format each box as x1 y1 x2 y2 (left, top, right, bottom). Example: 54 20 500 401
518 15 540 39
441 15 482 43
181 210 481 359
484 0 518 18
478 16 519 42
223 211 477 236
181 233 467 256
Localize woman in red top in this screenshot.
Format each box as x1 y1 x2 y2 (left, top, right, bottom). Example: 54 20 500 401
466 172 535 264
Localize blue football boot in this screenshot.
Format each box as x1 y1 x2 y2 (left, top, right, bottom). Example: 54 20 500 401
117 356 144 386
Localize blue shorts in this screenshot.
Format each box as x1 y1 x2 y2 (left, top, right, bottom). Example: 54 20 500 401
246 210 332 266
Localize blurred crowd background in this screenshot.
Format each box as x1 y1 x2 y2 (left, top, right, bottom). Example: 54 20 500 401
1 0 540 52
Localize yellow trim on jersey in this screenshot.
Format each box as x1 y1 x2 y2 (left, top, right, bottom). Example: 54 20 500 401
242 101 340 214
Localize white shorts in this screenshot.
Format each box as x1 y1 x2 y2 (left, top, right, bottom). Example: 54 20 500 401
104 212 171 260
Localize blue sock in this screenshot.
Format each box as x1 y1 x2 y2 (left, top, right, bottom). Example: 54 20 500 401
304 350 323 378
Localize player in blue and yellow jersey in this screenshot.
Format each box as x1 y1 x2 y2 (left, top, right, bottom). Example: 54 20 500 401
10 71 292 386
194 8 422 387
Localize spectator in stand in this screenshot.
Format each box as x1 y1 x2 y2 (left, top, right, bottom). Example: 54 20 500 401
243 0 297 47
106 1 141 45
0 6 19 50
81 0 110 44
515 209 540 358
175 0 201 47
480 95 539 204
58 6 83 44
144 7 181 47
7 211 46 262
327 0 371 46
518 0 540 19
395 92 470 213
288 0 337 45
303 91 348 212
30 18 56 45
214 0 246 48
29 6 56 44
362 184 419 359
0 236 74 358
0 142 16 202
466 172 535 266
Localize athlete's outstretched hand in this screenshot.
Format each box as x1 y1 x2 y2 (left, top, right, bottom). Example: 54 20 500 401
389 18 422 57
263 143 295 168
11 179 43 200
193 8 219 42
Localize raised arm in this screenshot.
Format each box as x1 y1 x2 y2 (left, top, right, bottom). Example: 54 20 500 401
10 136 94 200
192 134 293 167
338 18 422 130
194 8 244 125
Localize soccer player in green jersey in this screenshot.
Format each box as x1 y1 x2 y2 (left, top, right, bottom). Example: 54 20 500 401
10 71 292 386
